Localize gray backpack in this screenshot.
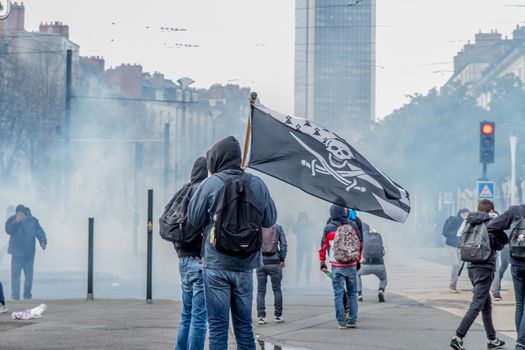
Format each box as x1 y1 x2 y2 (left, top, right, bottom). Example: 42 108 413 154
509 218 525 260
363 232 384 260
459 222 492 262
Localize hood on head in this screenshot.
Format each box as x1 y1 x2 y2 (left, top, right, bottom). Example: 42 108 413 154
206 136 242 174
330 204 348 223
191 157 208 184
466 212 491 225
15 205 30 216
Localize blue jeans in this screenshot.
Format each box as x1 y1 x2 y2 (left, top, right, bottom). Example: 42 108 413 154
175 257 206 350
332 266 358 326
11 255 34 300
204 268 255 350
512 264 525 348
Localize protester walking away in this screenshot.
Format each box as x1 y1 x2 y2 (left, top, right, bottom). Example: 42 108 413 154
487 204 525 350
442 208 470 293
320 204 362 329
0 280 8 313
159 157 208 350
450 200 507 350
187 136 277 350
491 245 510 301
291 212 317 286
5 205 47 300
357 228 387 303
256 223 287 325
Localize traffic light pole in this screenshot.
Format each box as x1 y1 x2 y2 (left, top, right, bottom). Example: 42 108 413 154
482 163 488 181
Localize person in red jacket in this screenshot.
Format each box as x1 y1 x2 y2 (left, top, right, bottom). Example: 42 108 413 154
320 205 362 329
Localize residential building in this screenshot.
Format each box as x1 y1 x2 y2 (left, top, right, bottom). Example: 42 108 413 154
448 26 525 109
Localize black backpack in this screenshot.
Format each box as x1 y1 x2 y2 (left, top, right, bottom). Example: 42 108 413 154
159 184 202 243
509 218 525 260
213 172 263 256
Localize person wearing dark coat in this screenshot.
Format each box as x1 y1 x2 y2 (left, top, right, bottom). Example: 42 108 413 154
173 157 208 350
442 208 469 293
188 136 277 350
5 205 47 300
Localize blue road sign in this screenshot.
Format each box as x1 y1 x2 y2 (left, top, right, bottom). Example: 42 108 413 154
477 181 496 199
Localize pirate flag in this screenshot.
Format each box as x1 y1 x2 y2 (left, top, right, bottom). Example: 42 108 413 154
246 104 411 223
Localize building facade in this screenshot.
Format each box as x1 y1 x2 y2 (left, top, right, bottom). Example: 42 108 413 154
448 26 525 109
294 0 376 138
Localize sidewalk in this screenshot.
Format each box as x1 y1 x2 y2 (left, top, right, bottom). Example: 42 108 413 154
255 247 516 350
0 299 182 350
0 247 517 349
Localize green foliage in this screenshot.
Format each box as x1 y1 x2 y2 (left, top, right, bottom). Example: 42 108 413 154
366 74 525 204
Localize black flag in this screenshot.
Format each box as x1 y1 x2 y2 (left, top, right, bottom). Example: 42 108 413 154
246 104 410 223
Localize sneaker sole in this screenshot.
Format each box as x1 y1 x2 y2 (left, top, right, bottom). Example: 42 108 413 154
450 343 463 350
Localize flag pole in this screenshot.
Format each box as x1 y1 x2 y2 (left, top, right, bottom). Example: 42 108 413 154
241 91 257 169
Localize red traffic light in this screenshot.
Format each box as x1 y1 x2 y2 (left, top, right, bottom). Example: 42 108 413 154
482 123 494 135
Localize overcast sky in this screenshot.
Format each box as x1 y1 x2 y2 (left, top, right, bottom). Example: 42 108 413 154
19 0 525 118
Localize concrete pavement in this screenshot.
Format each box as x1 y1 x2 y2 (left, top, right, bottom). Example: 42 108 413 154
255 247 517 349
0 247 518 349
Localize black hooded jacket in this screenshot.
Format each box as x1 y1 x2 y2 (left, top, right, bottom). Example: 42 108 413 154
173 157 208 257
487 205 522 266
206 136 242 174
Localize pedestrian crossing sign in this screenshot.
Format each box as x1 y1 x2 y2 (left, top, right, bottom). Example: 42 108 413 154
477 181 495 199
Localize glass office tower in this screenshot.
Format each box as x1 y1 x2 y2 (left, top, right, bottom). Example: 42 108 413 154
294 0 376 138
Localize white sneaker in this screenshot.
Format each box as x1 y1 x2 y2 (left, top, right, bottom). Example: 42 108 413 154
275 316 284 323
257 317 266 325
0 304 8 314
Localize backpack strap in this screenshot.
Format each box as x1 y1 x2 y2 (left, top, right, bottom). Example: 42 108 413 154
215 172 233 185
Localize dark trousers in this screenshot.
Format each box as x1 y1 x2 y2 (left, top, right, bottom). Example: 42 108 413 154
512 264 525 348
11 255 35 300
0 281 5 305
455 267 496 340
256 264 283 318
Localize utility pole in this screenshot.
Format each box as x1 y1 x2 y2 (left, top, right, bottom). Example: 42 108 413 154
510 135 518 205
133 143 143 256
62 49 73 215
163 123 170 199
65 49 72 145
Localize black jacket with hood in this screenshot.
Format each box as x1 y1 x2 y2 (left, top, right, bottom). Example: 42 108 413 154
487 205 522 267
173 157 208 257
